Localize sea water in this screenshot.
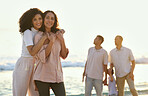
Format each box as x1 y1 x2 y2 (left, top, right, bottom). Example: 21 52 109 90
0 64 148 96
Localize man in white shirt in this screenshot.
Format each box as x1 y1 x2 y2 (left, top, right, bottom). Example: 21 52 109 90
82 35 108 96
109 35 138 96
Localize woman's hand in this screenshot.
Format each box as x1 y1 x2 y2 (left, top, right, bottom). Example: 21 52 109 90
47 33 55 43
42 33 48 40
42 33 49 45
56 31 64 42
59 29 65 34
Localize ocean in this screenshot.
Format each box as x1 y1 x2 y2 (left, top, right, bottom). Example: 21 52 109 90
0 57 148 96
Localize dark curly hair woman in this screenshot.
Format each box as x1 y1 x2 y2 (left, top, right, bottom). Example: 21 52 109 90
13 8 47 96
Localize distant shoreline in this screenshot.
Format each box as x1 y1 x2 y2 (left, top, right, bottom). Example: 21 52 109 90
135 62 148 64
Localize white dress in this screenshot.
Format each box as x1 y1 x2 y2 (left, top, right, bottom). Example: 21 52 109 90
108 76 118 96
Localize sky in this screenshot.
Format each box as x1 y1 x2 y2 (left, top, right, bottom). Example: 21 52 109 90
0 0 148 62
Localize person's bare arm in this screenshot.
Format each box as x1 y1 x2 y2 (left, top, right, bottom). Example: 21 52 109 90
109 63 114 82
56 31 68 59
45 41 54 58
103 64 108 85
108 69 113 82
110 74 113 82
82 61 87 82
44 34 56 58
60 39 68 59
27 35 47 56
109 63 114 69
129 60 135 80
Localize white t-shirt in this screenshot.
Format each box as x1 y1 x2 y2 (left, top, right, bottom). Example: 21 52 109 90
21 27 38 57
85 47 108 80
108 76 118 95
109 46 134 77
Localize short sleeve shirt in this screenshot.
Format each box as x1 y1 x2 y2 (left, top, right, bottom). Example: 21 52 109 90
86 47 108 80
108 76 118 95
21 27 38 57
109 46 134 77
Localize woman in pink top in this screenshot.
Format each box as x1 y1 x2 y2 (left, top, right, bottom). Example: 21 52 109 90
33 10 69 96
13 8 48 96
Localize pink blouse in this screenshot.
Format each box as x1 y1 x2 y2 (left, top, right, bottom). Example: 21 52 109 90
33 32 64 83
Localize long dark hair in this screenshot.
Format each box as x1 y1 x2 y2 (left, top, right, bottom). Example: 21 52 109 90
19 8 43 34
41 10 60 33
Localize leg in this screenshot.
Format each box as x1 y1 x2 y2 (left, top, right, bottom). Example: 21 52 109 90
85 77 93 96
28 72 39 96
50 82 66 96
93 79 103 96
35 80 50 96
13 57 33 96
116 76 126 96
126 74 138 96
13 70 30 96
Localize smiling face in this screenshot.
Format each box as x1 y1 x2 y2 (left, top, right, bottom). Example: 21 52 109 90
44 12 55 30
32 14 43 30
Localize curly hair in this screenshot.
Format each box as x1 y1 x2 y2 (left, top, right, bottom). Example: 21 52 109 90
40 10 60 33
19 8 43 34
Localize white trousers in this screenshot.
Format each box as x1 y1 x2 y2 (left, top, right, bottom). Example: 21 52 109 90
13 57 39 96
